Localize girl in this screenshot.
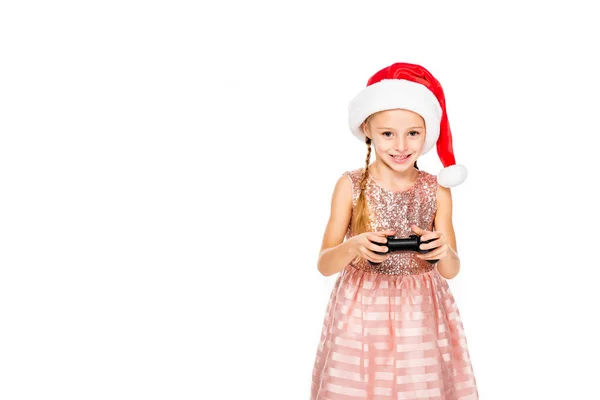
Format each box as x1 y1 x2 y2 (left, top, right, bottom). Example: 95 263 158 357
310 63 478 399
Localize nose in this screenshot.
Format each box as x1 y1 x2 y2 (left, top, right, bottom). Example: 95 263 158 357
394 135 408 152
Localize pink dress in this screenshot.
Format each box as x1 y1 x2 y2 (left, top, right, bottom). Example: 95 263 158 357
311 168 479 400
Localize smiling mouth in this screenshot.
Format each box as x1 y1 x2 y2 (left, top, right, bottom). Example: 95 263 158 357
391 154 411 161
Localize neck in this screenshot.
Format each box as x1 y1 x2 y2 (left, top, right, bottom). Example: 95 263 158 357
368 161 419 184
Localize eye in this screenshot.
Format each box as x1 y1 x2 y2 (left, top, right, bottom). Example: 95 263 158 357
408 130 421 137
382 131 393 137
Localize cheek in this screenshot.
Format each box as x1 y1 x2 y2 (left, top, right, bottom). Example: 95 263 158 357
375 142 391 153
410 136 426 151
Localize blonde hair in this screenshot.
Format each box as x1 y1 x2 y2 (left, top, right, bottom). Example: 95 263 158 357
350 114 419 236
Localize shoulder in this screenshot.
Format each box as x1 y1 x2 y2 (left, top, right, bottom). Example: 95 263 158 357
418 170 451 207
418 169 439 188
339 167 367 205
341 167 368 189
427 172 452 208
342 167 366 181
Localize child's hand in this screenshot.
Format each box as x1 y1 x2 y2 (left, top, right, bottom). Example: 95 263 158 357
411 224 449 262
351 229 397 264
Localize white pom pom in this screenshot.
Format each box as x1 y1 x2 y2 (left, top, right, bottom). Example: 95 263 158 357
438 164 468 188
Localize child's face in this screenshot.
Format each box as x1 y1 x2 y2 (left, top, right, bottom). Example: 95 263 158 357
362 108 427 172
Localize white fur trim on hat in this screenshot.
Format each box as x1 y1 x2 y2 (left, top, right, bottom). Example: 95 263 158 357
348 79 443 154
437 164 468 188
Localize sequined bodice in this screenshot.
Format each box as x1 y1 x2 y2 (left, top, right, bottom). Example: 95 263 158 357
344 167 439 275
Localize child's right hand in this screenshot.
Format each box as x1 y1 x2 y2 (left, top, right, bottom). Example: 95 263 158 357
350 230 396 264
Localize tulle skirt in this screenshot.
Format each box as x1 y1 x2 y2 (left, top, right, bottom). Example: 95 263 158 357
311 264 478 400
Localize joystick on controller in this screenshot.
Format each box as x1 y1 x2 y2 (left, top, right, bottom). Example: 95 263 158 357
368 235 439 265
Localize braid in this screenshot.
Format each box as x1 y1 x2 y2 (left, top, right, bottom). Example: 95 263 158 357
351 137 372 235
360 138 372 190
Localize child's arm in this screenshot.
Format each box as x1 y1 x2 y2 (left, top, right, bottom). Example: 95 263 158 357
433 186 461 279
316 175 358 277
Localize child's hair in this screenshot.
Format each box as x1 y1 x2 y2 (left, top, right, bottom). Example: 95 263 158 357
350 115 419 236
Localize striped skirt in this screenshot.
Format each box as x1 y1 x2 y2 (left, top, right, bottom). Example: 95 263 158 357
311 264 479 400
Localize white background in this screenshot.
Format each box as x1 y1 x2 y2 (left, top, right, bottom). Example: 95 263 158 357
1 1 599 399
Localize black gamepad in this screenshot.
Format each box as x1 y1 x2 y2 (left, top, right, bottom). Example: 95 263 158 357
368 235 439 265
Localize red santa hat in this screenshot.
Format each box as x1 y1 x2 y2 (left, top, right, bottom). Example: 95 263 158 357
348 62 467 187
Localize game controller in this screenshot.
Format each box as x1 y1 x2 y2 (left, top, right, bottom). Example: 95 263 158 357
368 235 439 265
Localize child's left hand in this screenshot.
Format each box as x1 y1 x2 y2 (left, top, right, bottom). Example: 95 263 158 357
411 224 450 262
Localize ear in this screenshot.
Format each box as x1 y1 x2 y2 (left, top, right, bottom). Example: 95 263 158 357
361 121 372 140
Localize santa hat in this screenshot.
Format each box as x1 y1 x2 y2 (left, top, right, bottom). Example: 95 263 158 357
348 62 467 188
